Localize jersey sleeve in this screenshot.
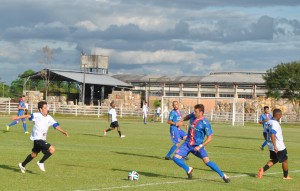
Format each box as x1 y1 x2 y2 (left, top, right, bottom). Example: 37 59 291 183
29 113 36 121
108 109 112 115
270 121 279 135
204 119 213 136
48 116 59 129
168 111 174 121
259 114 264 122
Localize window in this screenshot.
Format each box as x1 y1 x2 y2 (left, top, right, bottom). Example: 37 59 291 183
183 93 198 97
201 93 215 97
238 94 252 99
220 94 234 98
166 93 179 96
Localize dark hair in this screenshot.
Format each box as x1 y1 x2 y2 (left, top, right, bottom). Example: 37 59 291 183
173 101 178 104
110 101 114 107
273 109 282 116
264 106 269 110
22 95 26 98
194 104 205 113
38 101 47 111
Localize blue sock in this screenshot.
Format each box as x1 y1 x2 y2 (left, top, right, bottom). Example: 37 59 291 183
206 161 224 177
23 123 27 132
173 156 189 172
261 141 267 148
166 145 178 157
8 121 18 127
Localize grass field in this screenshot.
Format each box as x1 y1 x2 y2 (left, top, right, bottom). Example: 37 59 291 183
0 116 300 191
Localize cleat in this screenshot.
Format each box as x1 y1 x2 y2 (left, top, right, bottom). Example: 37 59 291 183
18 163 26 173
260 146 264 151
257 167 264 179
6 125 10 131
222 174 230 183
120 135 126 138
24 131 30 134
184 156 189 160
103 130 106 136
283 176 292 180
187 167 193 179
37 161 46 172
165 156 172 160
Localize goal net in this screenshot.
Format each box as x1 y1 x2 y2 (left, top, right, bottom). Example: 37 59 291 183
161 96 245 126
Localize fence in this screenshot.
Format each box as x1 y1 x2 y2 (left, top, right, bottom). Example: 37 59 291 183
0 102 299 124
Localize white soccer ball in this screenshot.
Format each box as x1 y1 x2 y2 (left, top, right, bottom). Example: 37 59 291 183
128 171 139 181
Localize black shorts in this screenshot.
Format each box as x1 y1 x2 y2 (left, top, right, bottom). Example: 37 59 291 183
32 140 51 154
110 121 119 128
270 149 288 163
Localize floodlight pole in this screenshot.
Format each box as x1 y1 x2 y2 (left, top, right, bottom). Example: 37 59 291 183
82 64 86 104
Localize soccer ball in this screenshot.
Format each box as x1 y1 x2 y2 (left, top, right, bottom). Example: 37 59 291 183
128 171 139 181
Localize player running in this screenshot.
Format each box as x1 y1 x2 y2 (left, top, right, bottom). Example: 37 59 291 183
6 95 29 134
172 104 230 183
259 106 272 150
103 101 125 138
16 101 68 173
257 109 292 180
142 102 148 124
165 101 187 160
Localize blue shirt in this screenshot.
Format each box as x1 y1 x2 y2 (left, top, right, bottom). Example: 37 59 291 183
260 113 273 128
18 100 25 116
185 113 213 146
168 109 182 128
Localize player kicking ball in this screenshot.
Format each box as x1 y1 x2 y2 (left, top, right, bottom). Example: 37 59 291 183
172 104 230 183
257 109 292 180
103 101 125 138
14 101 68 173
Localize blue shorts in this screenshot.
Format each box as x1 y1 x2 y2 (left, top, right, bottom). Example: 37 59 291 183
175 142 209 159
170 126 187 144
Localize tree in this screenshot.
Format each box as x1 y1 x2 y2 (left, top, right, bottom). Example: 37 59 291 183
264 61 300 115
10 69 38 97
39 45 54 100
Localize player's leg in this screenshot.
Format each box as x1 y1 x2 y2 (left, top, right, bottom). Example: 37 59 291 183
37 141 54 172
21 118 29 134
257 150 278 178
261 132 267 150
19 141 40 173
165 127 180 160
116 123 125 138
194 147 230 183
104 123 115 135
179 130 189 160
6 118 20 131
172 143 193 179
277 149 292 179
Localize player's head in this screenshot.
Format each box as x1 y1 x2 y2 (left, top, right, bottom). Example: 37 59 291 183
110 101 115 108
194 104 205 118
273 109 282 120
38 101 48 115
21 95 26 101
172 101 179 110
264 106 269 113
144 101 147 105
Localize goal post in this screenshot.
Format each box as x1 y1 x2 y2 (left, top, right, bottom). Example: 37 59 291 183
161 96 245 126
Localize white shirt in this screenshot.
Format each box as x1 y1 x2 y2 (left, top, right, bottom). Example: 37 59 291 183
142 105 148 114
266 119 286 151
109 108 117 122
156 107 161 114
29 112 58 141
25 103 29 110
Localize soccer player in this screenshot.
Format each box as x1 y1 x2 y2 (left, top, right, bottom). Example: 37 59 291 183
165 101 187 160
6 95 29 134
259 106 272 150
15 101 68 173
103 101 125 138
155 106 161 121
142 102 148 124
172 104 230 183
257 109 292 180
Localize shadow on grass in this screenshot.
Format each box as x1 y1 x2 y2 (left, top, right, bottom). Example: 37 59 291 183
113 151 163 160
214 135 261 141
193 167 257 178
82 133 101 137
213 145 258 151
112 168 184 179
0 164 36 174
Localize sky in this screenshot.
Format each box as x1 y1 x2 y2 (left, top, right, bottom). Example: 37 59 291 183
0 0 300 83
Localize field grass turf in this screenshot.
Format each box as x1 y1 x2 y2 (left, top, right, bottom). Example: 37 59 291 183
0 116 300 191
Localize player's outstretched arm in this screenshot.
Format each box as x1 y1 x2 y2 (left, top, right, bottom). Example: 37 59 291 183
55 126 69 137
182 115 191 121
12 114 31 120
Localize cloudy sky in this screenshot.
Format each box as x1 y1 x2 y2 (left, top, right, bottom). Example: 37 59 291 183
1 0 300 83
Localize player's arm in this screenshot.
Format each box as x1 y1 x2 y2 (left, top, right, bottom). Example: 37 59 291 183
18 104 26 110
55 126 69 137
259 115 264 124
194 135 213 152
12 114 31 120
270 133 278 153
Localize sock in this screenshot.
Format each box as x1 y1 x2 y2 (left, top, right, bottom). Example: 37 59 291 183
261 141 268 148
40 151 52 163
206 161 224 177
8 121 18 127
263 165 270 172
173 156 189 172
118 131 122 137
105 129 111 132
23 123 27 132
22 154 34 167
166 144 178 157
284 170 288 178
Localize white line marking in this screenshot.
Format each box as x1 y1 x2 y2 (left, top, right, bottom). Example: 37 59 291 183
73 170 300 191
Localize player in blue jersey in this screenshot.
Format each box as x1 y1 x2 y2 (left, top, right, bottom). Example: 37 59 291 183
165 101 187 160
259 106 272 150
6 95 29 134
172 104 230 183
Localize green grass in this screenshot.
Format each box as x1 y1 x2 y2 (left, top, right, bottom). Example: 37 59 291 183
0 116 300 191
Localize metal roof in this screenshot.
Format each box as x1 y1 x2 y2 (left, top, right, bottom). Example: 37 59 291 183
112 74 204 83
28 69 132 87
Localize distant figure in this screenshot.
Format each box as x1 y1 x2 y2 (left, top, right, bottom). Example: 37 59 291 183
259 106 272 150
103 101 125 138
257 109 292 180
25 101 29 115
6 95 29 134
142 102 148 125
156 106 161 121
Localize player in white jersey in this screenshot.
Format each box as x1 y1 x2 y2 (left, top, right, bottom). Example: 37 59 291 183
257 109 292 180
13 101 68 173
142 102 148 124
103 101 125 138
